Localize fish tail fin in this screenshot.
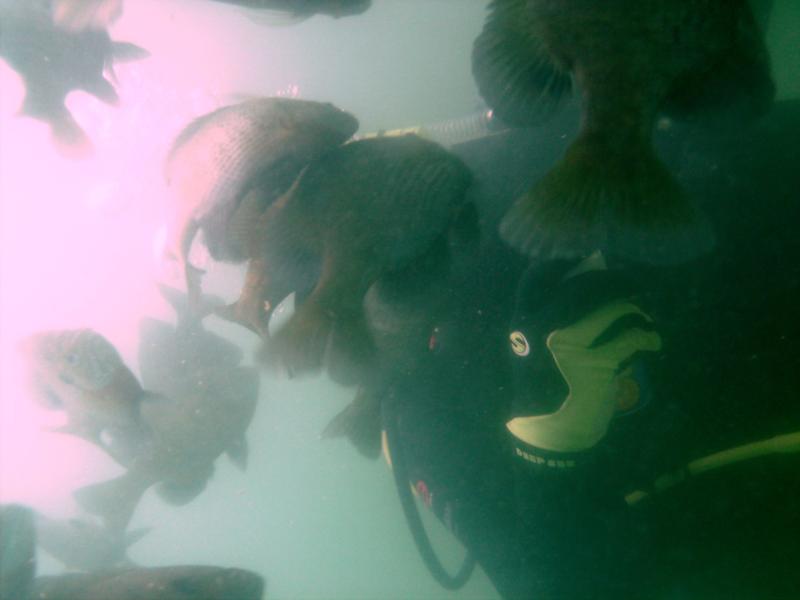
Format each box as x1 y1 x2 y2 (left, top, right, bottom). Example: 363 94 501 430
321 387 382 459
499 132 715 264
471 0 572 126
49 112 94 158
73 472 150 532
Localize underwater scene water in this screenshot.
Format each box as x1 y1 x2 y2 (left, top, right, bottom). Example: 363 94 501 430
1 1 799 599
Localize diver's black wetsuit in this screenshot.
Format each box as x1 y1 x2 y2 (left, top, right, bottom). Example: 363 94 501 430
381 100 800 599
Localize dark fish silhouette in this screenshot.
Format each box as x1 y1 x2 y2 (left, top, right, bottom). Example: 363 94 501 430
472 0 774 264
31 565 265 600
74 287 258 531
0 505 36 600
34 513 148 572
254 134 472 383
163 97 358 321
0 1 147 154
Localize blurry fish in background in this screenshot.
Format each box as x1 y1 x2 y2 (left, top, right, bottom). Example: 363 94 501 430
51 0 123 31
73 288 259 531
34 513 148 572
472 0 774 264
0 1 147 155
19 329 152 464
207 0 371 24
137 284 240 392
252 134 473 384
0 504 36 600
31 565 265 600
163 97 358 329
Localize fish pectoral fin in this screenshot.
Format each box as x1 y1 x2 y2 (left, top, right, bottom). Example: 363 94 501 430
111 41 150 62
226 437 249 470
499 132 716 265
471 0 572 127
321 389 382 460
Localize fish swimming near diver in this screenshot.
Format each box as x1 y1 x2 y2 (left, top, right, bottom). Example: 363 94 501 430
30 565 265 600
0 1 147 155
471 0 774 264
253 134 472 383
208 0 371 22
0 504 36 600
163 96 358 325
34 513 148 572
74 287 259 531
20 328 152 464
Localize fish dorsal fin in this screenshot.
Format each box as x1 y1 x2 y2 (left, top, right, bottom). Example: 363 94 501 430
471 0 572 127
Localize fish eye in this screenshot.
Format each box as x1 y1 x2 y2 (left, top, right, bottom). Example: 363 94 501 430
65 353 79 364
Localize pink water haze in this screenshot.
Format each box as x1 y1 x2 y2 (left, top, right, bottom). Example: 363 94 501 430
0 5 233 513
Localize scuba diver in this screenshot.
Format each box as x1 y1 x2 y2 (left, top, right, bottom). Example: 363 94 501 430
373 97 800 599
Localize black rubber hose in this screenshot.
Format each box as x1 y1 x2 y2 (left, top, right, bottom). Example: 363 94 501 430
383 401 476 590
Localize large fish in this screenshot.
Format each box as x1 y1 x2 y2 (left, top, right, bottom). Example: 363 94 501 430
163 97 358 317
253 134 472 383
321 215 478 454
471 0 774 264
0 1 147 154
74 287 259 531
0 505 36 600
31 566 265 600
34 513 148 572
20 328 152 462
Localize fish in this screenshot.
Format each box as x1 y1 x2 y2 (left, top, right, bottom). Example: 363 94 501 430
321 225 471 453
163 97 358 320
253 134 473 383
19 328 151 462
30 566 265 600
137 284 242 394
0 1 147 155
73 291 259 530
51 0 124 31
208 0 371 22
471 0 774 264
0 504 36 600
34 513 148 572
